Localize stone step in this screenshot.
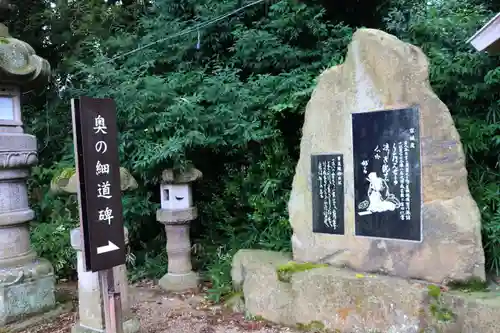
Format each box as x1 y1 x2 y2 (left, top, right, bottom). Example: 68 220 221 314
231 249 500 333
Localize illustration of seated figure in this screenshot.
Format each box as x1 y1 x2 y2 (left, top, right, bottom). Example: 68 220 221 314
358 172 400 214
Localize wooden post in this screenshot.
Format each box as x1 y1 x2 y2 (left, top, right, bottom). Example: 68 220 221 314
99 269 123 333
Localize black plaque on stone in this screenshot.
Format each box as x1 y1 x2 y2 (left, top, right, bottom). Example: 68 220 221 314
352 106 422 242
311 154 345 235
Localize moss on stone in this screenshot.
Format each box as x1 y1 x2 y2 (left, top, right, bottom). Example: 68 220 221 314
447 278 488 292
54 290 74 305
276 261 329 283
223 291 245 312
50 166 138 194
0 37 9 44
51 167 76 186
427 285 456 322
296 320 327 332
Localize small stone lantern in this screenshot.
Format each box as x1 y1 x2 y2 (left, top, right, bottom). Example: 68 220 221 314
157 168 202 291
50 167 140 333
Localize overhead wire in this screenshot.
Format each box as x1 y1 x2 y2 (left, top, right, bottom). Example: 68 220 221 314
98 0 273 65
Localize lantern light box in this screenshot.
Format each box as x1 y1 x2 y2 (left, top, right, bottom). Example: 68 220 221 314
160 183 193 210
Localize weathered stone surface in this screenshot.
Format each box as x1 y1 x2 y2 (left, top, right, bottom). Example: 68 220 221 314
158 271 199 292
158 223 199 292
288 28 485 284
232 250 295 325
4 302 72 333
70 227 139 333
0 24 51 88
232 249 500 333
50 167 138 195
0 258 56 325
161 168 202 184
156 207 198 224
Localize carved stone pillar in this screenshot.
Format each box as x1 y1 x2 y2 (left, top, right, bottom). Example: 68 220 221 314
0 6 56 325
70 227 139 333
51 166 139 333
156 168 202 291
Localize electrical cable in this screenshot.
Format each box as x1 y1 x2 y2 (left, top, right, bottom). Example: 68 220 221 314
99 0 272 65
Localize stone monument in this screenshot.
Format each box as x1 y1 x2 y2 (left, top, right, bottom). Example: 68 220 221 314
0 2 55 325
157 168 202 291
50 167 140 333
231 29 494 333
288 28 485 284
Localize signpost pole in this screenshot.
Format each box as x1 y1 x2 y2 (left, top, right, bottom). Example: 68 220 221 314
99 269 123 333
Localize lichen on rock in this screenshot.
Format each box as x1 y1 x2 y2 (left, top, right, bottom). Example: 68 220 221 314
276 261 329 282
0 23 51 88
50 166 138 194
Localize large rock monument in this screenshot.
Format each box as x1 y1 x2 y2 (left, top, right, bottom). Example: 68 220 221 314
231 29 494 333
288 28 485 284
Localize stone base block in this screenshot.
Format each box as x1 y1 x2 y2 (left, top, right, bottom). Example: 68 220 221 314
159 271 199 292
4 301 72 332
0 258 56 326
232 249 500 333
71 317 140 333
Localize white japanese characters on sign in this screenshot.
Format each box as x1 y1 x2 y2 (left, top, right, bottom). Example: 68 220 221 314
98 207 114 225
409 128 416 149
336 155 342 186
73 96 127 270
94 114 114 226
97 181 112 199
357 128 418 221
93 115 108 134
317 156 343 230
96 160 110 175
95 141 108 153
391 143 399 186
352 107 421 241
361 160 368 174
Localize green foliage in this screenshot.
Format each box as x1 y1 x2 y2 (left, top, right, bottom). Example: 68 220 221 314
447 278 489 293
13 0 500 304
28 165 79 280
427 285 456 322
26 0 354 297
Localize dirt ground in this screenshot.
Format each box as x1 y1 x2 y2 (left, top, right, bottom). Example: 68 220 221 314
22 281 300 333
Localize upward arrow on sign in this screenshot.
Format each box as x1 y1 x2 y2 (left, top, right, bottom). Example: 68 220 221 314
97 241 120 254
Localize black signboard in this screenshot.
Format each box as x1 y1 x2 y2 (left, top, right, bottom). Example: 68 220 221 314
311 154 345 235
352 106 422 242
72 97 126 272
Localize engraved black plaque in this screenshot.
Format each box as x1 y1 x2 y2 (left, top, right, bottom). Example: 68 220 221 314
352 107 422 241
311 154 345 235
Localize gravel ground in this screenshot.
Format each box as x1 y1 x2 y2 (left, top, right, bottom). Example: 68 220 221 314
21 281 300 333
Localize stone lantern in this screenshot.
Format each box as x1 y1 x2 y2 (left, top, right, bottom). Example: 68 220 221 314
0 2 55 325
156 168 202 291
50 167 140 333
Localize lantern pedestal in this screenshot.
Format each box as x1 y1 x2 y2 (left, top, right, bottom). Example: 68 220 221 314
0 133 56 325
157 208 199 291
159 269 199 291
